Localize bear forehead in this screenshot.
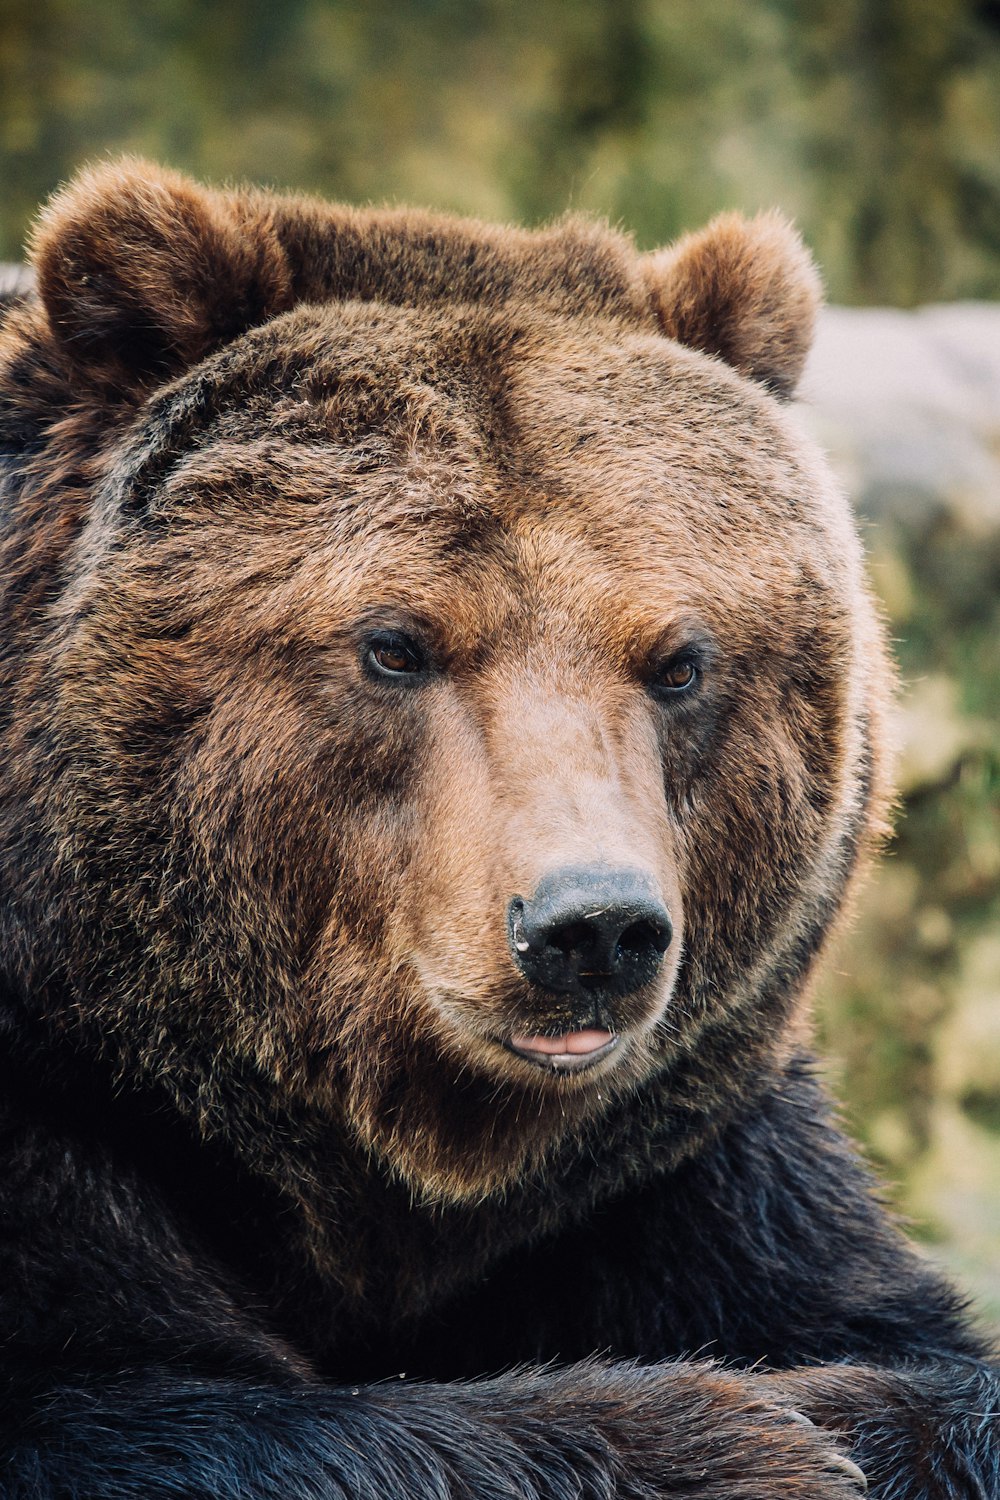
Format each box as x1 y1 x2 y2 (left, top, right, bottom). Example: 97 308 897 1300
126 323 828 613
139 297 833 546
99 296 848 666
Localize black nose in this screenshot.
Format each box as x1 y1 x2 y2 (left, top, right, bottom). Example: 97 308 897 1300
507 866 672 998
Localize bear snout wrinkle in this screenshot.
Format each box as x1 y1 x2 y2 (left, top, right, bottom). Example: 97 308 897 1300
507 865 672 998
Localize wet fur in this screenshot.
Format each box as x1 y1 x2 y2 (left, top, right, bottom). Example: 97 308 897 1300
0 160 996 1498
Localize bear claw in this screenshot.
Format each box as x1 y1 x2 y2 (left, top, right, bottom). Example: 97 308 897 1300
784 1409 867 1491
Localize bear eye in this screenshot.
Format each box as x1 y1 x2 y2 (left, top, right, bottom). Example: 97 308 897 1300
649 653 700 699
364 630 428 681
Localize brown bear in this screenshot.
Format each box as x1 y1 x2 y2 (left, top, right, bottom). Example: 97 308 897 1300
0 159 996 1499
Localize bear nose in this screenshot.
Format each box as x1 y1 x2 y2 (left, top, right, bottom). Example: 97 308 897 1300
507 866 672 998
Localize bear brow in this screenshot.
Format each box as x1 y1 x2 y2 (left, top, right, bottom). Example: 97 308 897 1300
105 343 319 524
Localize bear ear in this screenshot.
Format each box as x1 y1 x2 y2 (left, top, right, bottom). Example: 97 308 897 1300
642 212 822 399
30 158 294 396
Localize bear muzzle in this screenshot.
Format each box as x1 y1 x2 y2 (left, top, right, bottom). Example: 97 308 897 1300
503 865 672 1070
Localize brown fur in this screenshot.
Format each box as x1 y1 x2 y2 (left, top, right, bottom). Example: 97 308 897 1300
0 162 892 1215
644 211 823 397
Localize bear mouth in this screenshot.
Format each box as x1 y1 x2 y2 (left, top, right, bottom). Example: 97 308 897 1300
504 1029 620 1073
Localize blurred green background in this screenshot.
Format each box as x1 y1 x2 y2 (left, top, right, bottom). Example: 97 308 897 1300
2 0 998 1323
4 0 1000 302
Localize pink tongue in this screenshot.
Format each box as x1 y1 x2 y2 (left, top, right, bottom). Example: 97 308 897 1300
511 1029 613 1056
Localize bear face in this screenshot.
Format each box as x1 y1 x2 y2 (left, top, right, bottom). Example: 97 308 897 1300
0 162 890 1202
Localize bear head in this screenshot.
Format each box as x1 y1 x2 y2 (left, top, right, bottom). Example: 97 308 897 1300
0 161 891 1200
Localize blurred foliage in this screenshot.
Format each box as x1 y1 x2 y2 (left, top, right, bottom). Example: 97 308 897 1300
2 0 1000 303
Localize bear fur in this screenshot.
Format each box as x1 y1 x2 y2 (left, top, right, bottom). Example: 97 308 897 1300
0 159 996 1499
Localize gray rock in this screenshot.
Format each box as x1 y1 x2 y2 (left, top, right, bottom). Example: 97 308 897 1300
800 304 1000 531
0 263 34 304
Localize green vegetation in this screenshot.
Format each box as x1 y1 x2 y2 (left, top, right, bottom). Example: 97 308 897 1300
3 0 1000 302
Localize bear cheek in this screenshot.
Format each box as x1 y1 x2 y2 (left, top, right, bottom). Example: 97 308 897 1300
163 667 419 1061
675 691 843 1027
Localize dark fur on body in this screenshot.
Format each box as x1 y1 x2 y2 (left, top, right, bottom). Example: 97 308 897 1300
0 160 997 1498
